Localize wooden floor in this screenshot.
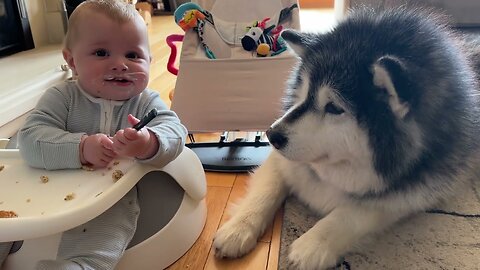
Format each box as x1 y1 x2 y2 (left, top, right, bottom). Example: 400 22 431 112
144 9 335 270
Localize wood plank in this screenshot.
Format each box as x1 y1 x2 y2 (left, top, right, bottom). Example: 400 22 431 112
201 174 271 270
148 72 177 107
206 172 236 188
204 242 270 270
267 208 284 270
167 186 230 270
217 173 248 226
218 174 274 244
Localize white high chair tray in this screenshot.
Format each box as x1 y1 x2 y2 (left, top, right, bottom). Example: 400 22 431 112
0 149 144 242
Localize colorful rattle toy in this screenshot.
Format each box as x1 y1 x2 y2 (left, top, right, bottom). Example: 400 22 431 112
173 2 215 59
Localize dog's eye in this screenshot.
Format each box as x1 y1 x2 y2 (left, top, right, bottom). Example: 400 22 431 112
325 102 344 115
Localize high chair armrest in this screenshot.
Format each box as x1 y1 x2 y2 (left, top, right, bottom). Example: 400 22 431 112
159 147 207 201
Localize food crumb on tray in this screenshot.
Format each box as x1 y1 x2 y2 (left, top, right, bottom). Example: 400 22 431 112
81 165 95 171
64 193 75 201
40 175 49 183
112 170 124 182
0 210 18 218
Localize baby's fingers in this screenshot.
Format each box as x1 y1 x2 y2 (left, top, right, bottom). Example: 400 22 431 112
90 157 110 169
113 130 128 144
123 128 141 141
128 114 141 126
103 148 117 158
99 135 114 149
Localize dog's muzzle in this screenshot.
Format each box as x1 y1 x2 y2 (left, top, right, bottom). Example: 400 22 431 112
266 127 288 149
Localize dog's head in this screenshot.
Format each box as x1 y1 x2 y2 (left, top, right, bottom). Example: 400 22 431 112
268 8 480 194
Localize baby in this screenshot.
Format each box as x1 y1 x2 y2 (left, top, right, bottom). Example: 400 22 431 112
13 0 186 269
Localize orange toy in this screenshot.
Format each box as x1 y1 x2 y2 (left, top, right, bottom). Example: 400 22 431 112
178 10 206 31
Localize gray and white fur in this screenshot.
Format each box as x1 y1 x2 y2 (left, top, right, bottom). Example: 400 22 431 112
214 7 480 270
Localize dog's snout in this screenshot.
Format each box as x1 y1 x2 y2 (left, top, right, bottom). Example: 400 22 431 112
266 128 288 149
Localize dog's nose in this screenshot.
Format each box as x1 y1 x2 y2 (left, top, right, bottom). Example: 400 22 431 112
266 128 288 149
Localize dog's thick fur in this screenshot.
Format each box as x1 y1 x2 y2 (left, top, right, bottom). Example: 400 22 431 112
213 7 480 270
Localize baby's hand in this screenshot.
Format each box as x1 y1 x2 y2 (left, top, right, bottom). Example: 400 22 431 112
80 134 117 168
112 114 159 159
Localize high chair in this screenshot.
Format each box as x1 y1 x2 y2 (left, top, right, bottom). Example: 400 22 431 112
0 138 207 270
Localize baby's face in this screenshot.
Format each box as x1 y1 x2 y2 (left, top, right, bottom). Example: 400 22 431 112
65 12 151 100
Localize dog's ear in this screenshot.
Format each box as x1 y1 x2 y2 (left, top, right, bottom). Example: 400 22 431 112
372 55 415 119
281 29 308 57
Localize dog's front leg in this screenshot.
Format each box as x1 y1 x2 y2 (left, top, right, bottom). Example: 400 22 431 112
288 204 403 270
214 154 289 258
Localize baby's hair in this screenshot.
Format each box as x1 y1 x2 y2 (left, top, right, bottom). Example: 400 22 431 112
64 0 141 50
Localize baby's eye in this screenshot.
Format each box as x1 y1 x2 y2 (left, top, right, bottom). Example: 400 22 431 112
94 49 108 57
126 52 139 59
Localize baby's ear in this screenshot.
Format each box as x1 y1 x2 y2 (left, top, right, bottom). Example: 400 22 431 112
281 29 308 57
62 49 76 73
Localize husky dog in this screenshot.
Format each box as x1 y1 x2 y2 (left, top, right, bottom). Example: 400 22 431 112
213 7 480 270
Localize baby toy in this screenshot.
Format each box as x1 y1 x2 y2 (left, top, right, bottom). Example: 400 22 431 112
177 9 206 31
241 18 286 57
166 34 184 76
241 4 298 57
173 2 215 59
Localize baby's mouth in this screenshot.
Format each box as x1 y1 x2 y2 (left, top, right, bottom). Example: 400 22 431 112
103 75 133 84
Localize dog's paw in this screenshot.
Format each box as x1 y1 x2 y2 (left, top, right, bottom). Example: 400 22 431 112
287 233 341 270
213 218 259 258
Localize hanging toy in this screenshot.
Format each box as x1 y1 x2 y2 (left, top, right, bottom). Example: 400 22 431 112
173 2 215 59
241 18 286 57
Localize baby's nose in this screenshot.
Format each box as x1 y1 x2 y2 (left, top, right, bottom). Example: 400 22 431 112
111 59 128 71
